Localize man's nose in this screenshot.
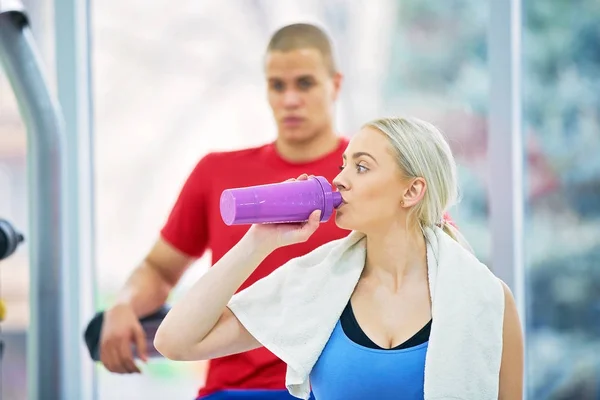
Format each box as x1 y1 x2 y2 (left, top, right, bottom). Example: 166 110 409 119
282 90 302 108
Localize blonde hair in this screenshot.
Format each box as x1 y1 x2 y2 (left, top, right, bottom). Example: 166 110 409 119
364 117 472 251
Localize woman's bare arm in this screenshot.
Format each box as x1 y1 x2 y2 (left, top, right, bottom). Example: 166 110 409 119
498 281 525 400
153 235 269 361
154 205 321 361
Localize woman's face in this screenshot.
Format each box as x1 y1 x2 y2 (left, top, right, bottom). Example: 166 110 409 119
333 127 418 233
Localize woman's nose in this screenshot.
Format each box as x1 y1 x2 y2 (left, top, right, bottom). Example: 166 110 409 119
332 173 347 192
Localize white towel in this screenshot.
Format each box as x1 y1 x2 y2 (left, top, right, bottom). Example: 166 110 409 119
228 227 505 400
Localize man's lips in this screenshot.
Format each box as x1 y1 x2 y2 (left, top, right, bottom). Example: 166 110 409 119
282 117 304 126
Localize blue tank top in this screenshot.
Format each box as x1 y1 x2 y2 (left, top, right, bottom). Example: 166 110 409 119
309 320 428 400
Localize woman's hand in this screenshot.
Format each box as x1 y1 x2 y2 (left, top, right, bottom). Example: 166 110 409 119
244 174 322 253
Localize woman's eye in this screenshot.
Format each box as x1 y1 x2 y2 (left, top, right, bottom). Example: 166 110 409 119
356 164 368 173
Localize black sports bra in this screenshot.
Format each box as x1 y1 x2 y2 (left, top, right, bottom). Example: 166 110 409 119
340 300 432 350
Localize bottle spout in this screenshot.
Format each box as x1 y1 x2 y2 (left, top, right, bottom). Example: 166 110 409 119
332 191 343 208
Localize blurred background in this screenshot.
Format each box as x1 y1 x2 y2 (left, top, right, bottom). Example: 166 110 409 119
2 0 600 399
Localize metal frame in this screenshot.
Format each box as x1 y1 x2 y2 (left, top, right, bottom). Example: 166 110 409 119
0 2 67 399
488 0 525 320
488 0 526 395
0 0 95 398
55 0 97 398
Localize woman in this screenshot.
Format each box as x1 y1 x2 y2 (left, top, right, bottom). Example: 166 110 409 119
154 116 524 399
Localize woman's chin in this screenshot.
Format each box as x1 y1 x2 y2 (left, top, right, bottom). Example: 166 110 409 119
334 212 351 230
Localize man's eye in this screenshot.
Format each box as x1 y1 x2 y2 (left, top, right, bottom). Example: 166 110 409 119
271 81 284 91
298 79 313 90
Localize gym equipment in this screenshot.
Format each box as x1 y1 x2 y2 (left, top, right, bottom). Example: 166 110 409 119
0 218 24 353
0 219 25 261
83 306 170 361
1 2 88 398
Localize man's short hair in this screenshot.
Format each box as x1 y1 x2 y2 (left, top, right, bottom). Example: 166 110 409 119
266 23 338 75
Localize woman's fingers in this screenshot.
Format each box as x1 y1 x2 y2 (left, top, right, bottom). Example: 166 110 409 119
284 173 309 183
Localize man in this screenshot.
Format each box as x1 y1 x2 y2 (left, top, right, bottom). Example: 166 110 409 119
99 23 350 399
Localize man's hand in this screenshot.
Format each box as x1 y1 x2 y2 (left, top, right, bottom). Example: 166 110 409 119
99 303 148 373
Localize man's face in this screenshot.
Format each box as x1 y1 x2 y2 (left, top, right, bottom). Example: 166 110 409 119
265 48 342 144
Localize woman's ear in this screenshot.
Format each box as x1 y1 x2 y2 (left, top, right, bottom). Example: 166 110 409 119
401 177 427 207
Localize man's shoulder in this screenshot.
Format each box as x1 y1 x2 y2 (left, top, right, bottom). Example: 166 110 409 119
198 143 273 167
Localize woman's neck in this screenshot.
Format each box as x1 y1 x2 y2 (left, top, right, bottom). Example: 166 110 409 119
363 223 428 291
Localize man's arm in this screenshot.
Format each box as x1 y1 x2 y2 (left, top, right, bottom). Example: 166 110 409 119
114 237 196 317
99 238 196 373
100 154 212 373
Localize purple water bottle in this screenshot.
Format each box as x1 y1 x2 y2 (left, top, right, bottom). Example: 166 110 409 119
220 176 343 226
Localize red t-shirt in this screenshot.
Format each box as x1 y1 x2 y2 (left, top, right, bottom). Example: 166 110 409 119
160 138 351 397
